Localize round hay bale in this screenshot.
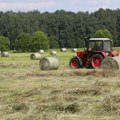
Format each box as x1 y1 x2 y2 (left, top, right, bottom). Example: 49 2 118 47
101 56 120 70
40 57 59 70
30 53 42 60
1 52 9 57
72 48 77 52
50 50 57 56
61 48 67 52
38 50 44 54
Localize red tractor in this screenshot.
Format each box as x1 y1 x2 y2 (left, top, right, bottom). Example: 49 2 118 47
69 38 116 69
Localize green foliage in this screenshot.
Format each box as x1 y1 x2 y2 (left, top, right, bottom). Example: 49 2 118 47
49 36 59 48
94 29 112 39
15 32 31 52
30 31 49 51
0 36 10 51
0 9 120 49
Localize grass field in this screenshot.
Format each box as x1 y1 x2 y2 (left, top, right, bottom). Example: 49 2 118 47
0 49 120 120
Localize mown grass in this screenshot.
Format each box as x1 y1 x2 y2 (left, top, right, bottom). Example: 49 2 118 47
0 49 120 120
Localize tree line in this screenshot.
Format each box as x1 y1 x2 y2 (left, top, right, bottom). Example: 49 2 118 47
0 8 120 51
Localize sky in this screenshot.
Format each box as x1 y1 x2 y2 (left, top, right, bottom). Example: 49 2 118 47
0 0 119 13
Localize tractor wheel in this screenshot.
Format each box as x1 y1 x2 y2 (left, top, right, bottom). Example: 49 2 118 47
90 54 103 69
69 57 80 69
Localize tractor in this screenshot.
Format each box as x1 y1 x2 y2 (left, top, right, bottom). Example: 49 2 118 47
69 38 116 69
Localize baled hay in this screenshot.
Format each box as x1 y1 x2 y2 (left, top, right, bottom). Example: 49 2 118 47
61 48 67 52
101 56 120 71
30 53 42 60
1 51 9 57
50 50 57 56
38 49 44 54
72 48 77 52
39 57 59 70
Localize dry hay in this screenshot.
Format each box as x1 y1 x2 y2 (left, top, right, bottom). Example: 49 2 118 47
65 85 108 96
72 48 77 52
12 102 29 112
49 50 57 56
61 69 118 78
1 51 9 57
101 56 120 71
61 48 67 52
39 57 59 70
98 93 120 114
0 62 23 68
26 72 52 77
38 49 44 54
30 53 42 60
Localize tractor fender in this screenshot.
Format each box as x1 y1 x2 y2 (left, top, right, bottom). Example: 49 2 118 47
91 52 106 58
72 56 83 67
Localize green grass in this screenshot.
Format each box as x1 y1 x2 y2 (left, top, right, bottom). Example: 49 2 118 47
0 50 120 120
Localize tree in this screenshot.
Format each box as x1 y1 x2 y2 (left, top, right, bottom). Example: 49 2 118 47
94 29 112 39
116 15 120 46
0 36 10 52
49 36 59 48
30 31 49 51
15 32 31 52
0 9 120 48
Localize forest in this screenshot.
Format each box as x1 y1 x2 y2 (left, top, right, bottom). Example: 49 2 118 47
0 8 120 50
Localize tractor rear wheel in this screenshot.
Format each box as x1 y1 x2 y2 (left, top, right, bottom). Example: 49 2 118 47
90 54 103 69
69 57 80 69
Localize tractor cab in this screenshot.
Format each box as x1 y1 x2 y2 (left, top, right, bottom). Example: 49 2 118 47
69 38 115 69
87 38 112 52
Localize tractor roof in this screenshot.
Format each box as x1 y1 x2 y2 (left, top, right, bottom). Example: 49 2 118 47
89 38 111 41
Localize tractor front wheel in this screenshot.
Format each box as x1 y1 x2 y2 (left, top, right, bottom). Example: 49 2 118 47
90 54 103 69
69 57 80 69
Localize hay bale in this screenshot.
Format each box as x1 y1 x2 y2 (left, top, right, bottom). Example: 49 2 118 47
39 57 59 70
1 52 9 57
38 50 44 54
101 56 120 70
30 53 42 60
50 50 57 56
72 48 77 52
61 48 67 52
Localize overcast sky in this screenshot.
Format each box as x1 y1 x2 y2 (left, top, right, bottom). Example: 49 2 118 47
0 0 119 12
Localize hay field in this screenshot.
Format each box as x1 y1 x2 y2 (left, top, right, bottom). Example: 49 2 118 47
0 50 120 120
